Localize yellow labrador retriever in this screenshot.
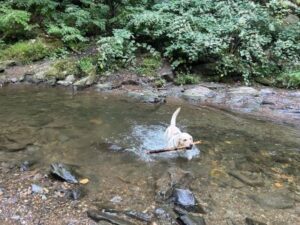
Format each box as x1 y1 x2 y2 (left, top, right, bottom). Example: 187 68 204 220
165 107 194 149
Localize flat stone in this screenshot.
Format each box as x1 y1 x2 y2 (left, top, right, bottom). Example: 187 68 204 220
228 171 264 187
177 214 206 225
31 184 43 194
96 82 113 91
182 86 215 102
249 191 294 209
245 217 267 225
228 87 259 96
127 90 166 103
87 210 135 225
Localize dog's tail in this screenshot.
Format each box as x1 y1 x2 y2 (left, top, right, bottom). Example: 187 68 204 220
170 107 181 126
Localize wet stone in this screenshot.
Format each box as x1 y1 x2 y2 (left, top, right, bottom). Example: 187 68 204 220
228 171 264 187
20 160 34 172
177 214 206 225
124 210 153 222
156 167 194 201
31 184 43 194
172 189 205 214
182 86 215 102
249 191 294 209
245 217 267 225
87 210 135 225
50 163 78 184
67 187 84 200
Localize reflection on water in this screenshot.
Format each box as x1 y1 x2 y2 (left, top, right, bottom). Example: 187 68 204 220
0 86 300 224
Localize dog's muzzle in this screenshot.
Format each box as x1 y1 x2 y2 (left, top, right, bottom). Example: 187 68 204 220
186 144 193 150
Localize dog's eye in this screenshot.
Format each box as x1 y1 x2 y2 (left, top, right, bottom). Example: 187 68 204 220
183 139 187 142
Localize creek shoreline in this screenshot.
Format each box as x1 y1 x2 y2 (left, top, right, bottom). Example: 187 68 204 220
1 59 299 129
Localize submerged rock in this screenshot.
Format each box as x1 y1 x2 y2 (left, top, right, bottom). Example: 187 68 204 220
124 210 152 222
156 167 194 201
249 191 294 209
95 82 114 91
172 189 205 214
245 217 267 225
50 163 78 184
177 214 206 225
228 171 264 187
87 210 135 225
182 86 215 102
127 90 166 103
31 184 44 194
67 187 84 200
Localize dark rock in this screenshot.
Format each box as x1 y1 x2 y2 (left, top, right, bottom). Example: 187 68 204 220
249 191 294 209
228 171 264 187
177 215 206 225
87 210 135 225
156 167 194 201
124 210 152 222
31 184 44 194
20 160 34 172
67 187 84 200
0 66 4 73
182 86 215 102
172 189 205 214
154 207 178 225
50 163 78 184
159 60 174 82
245 217 267 225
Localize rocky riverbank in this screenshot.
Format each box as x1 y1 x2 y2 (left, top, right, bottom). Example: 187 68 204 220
0 59 299 128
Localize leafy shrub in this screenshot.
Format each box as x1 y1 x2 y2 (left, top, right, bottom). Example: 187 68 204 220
0 5 33 40
0 39 54 63
78 57 96 77
126 0 300 84
276 70 300 88
97 29 137 71
174 74 199 85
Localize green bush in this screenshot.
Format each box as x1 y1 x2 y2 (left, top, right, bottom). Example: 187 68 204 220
78 57 96 77
45 59 79 80
126 0 300 84
0 5 33 40
97 29 137 71
0 39 54 63
276 70 300 88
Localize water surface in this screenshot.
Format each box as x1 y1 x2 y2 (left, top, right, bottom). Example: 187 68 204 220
0 86 299 224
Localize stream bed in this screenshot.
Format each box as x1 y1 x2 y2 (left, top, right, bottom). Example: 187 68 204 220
0 85 299 225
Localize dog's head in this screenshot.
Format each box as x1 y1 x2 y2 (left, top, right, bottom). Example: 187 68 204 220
176 132 194 149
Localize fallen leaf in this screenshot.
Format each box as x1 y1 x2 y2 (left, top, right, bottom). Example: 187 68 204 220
80 178 89 184
274 182 284 188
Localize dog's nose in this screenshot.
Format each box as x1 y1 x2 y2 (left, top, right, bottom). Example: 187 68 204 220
188 144 193 149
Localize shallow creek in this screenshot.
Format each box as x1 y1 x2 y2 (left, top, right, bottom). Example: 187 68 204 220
0 86 299 224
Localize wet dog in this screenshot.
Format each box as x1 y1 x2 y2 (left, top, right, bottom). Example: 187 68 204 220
165 107 194 150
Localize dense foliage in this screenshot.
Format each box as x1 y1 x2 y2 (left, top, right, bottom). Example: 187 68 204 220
0 0 299 87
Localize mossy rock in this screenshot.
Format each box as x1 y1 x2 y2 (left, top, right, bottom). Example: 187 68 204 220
45 59 79 80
